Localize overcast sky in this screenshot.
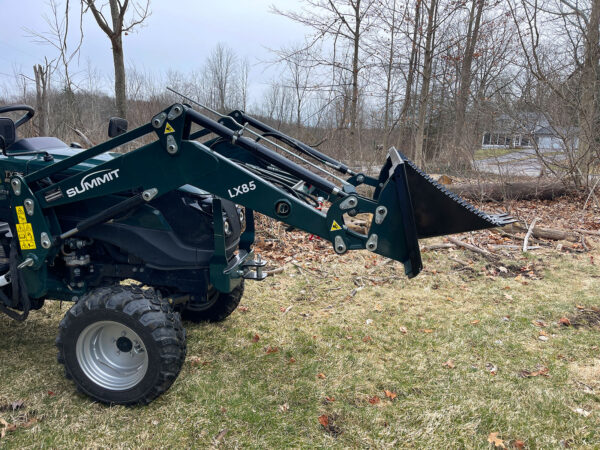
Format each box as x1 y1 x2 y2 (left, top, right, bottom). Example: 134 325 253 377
0 0 308 104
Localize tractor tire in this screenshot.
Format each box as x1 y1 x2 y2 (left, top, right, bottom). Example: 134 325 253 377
181 281 244 323
56 285 186 405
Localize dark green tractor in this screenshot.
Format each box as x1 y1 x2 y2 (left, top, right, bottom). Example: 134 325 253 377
0 99 512 405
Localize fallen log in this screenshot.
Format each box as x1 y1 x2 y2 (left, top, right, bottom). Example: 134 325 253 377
449 181 576 202
503 223 580 243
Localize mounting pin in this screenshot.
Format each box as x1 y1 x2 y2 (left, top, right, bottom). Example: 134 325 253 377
24 198 34 216
11 178 21 196
40 232 51 249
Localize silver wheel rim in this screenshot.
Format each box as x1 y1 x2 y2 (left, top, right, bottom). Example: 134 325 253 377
76 320 149 391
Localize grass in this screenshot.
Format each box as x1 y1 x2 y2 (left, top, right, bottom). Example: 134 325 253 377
1 244 600 448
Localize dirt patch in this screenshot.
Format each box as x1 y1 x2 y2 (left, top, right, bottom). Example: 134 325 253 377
570 309 600 329
484 263 543 279
569 359 600 390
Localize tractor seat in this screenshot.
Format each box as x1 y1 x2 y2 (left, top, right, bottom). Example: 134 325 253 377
8 137 67 152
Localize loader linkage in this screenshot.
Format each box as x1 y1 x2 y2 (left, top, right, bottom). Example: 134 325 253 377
0 99 513 405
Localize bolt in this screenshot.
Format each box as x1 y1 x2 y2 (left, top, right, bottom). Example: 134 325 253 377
11 179 21 195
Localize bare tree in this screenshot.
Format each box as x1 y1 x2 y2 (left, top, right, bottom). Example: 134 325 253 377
453 0 486 164
273 0 378 140
237 57 250 111
509 0 600 187
83 0 150 119
26 0 83 99
33 58 54 136
370 0 408 148
414 0 439 167
396 0 422 158
204 43 237 112
274 45 314 127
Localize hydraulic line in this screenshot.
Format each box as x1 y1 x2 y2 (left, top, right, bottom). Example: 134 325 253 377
167 87 351 187
185 108 345 199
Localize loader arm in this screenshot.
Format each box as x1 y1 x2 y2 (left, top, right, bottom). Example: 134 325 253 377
8 103 512 296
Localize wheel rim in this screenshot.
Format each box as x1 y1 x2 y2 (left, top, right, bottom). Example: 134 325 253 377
76 320 149 391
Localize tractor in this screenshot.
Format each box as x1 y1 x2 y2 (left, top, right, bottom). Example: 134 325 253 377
0 98 513 405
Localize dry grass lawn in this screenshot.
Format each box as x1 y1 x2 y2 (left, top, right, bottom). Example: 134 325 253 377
1 237 599 448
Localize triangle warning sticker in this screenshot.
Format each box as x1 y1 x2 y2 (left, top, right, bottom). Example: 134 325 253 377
164 122 175 134
330 220 342 231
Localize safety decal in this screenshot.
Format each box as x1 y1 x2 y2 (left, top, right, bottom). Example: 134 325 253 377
164 122 175 134
330 220 342 231
15 206 36 250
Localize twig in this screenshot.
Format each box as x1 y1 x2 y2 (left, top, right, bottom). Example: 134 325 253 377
581 235 589 252
489 244 541 251
448 256 472 267
447 237 498 260
265 267 284 276
583 176 600 210
291 262 319 278
575 228 600 237
422 243 456 251
68 125 93 148
523 217 539 252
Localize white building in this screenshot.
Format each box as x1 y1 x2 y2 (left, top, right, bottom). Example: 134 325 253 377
482 114 578 151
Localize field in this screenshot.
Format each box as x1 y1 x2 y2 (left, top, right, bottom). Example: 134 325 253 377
1 201 600 448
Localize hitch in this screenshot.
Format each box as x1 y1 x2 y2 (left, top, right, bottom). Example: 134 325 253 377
239 254 267 280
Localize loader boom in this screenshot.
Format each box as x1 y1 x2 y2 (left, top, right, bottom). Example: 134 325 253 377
8 103 512 297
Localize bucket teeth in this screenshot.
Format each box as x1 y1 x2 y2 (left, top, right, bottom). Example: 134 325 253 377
394 149 515 239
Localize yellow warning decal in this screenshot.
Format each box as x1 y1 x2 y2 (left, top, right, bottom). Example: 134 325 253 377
15 206 36 250
164 122 175 134
330 220 342 232
15 206 27 224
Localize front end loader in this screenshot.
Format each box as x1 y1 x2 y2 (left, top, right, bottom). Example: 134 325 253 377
0 100 513 405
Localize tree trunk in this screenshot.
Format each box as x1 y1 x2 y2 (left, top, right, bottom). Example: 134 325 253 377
576 0 600 187
449 180 576 201
110 35 127 119
414 0 437 167
350 0 361 139
383 0 397 150
33 64 50 136
453 0 485 165
108 0 127 119
397 0 421 157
